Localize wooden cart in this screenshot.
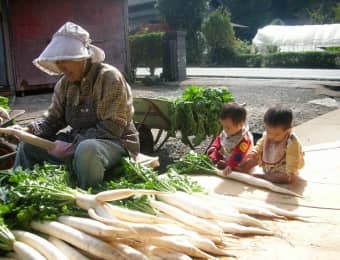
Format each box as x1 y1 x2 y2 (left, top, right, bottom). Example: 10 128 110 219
0 110 25 169
133 97 263 154
133 97 179 154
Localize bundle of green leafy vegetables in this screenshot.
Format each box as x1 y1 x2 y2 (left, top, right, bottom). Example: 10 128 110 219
100 158 205 214
0 164 86 229
0 96 9 110
167 151 218 176
99 158 204 194
0 218 15 256
0 158 205 226
170 85 234 146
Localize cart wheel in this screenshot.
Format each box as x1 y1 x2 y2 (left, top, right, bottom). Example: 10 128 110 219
136 123 154 154
0 140 16 170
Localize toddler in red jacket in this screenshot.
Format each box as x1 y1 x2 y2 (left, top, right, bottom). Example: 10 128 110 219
207 103 253 176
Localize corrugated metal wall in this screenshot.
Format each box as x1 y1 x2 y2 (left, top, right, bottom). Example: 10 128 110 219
9 0 128 91
0 13 8 86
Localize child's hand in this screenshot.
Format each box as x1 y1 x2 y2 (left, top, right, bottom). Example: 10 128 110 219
223 166 232 176
217 160 226 169
207 147 217 154
245 152 257 161
216 165 232 178
238 153 258 172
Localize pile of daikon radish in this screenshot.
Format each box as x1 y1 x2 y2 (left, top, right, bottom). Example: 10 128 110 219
3 188 309 260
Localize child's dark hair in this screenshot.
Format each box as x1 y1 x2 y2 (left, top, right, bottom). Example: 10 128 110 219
220 103 247 124
264 106 293 129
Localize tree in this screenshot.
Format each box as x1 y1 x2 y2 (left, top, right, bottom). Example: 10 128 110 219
157 0 209 64
306 1 340 24
306 6 328 24
334 3 340 22
210 0 336 39
213 0 274 39
202 9 236 64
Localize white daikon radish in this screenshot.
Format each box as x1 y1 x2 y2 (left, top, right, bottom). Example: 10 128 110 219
150 199 223 236
12 230 67 260
48 236 89 260
30 221 121 260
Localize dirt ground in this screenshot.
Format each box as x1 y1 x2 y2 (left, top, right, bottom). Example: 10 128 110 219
10 77 340 171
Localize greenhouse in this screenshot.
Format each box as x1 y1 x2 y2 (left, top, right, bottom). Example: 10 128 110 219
252 24 340 52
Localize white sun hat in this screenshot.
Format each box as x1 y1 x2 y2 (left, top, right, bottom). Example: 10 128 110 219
33 21 105 75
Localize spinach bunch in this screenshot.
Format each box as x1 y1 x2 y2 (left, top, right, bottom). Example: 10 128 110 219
170 85 234 146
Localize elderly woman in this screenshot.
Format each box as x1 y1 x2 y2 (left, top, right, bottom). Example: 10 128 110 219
14 22 140 189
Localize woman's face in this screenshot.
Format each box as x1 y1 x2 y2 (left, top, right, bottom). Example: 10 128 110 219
55 60 86 82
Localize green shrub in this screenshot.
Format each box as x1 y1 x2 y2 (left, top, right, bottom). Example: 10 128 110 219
129 32 164 77
209 47 236 65
235 39 253 55
206 52 261 67
263 51 340 68
231 54 263 67
205 50 340 68
325 46 340 52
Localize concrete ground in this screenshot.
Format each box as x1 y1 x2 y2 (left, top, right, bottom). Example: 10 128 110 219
295 108 340 146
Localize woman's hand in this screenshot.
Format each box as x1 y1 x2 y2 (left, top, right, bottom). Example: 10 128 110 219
1 124 30 144
6 124 30 133
0 107 10 122
48 140 75 158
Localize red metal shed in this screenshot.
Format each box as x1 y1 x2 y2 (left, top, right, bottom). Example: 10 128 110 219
0 0 129 94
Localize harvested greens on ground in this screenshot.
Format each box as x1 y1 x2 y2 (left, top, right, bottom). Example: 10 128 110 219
169 85 234 146
0 164 88 229
167 151 217 175
168 151 303 197
99 158 205 194
0 159 204 228
0 157 309 258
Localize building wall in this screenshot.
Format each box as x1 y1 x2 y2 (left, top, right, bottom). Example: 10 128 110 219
0 0 8 86
8 0 128 91
0 13 7 86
